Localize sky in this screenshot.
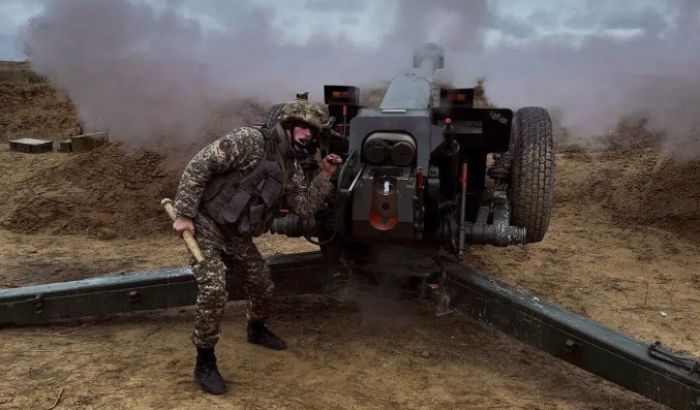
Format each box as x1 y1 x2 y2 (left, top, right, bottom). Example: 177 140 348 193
2 0 699 155
0 0 668 60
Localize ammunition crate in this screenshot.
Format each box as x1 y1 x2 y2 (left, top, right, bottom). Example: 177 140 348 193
58 139 73 153
8 138 53 153
71 132 108 153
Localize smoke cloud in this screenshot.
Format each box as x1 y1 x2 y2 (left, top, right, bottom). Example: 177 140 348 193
450 0 700 155
24 0 486 147
20 0 487 146
20 0 700 156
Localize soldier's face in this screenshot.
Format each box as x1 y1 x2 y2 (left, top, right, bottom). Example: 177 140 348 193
291 125 313 145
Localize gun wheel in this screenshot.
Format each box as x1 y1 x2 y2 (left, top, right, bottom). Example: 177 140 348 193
510 107 555 243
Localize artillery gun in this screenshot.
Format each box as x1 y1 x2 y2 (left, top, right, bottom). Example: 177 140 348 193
272 43 553 298
0 44 698 409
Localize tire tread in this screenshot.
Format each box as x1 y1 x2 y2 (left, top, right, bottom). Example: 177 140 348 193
511 107 555 243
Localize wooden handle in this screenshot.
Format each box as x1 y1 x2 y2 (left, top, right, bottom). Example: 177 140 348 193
161 198 205 263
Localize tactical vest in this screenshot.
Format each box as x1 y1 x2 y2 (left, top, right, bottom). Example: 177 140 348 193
200 128 285 237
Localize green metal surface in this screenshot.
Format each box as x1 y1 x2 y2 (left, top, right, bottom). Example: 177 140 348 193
0 252 327 326
439 257 700 410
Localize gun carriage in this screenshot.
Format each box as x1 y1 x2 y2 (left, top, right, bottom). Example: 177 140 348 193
272 43 552 296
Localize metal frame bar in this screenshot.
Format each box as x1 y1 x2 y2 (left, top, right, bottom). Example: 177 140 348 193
439 257 700 410
0 252 327 326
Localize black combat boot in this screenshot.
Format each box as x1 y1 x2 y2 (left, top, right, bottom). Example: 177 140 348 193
194 347 227 395
246 320 287 350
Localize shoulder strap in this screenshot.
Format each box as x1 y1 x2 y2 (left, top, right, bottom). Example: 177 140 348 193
257 125 278 161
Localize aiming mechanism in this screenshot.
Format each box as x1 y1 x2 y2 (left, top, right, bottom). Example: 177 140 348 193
0 44 698 409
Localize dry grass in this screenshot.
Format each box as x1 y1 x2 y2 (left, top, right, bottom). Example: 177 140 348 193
0 61 46 84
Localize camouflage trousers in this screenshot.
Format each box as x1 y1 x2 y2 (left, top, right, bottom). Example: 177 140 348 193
190 213 274 349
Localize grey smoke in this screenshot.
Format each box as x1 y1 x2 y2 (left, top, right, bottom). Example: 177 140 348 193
451 1 700 154
20 0 700 155
22 0 211 144
20 0 488 146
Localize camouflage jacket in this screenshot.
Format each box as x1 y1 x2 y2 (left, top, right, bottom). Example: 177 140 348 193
174 126 333 223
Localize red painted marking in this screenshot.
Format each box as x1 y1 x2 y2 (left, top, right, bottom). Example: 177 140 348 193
369 212 398 231
461 162 468 188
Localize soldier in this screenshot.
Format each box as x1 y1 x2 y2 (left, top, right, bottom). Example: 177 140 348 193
171 99 342 395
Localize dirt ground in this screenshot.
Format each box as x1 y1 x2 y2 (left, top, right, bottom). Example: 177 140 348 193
1 67 699 409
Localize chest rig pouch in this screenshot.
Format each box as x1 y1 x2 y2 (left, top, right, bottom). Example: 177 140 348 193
200 128 285 237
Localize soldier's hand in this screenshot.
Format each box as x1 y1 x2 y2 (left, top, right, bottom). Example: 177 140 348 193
319 154 343 180
173 216 195 237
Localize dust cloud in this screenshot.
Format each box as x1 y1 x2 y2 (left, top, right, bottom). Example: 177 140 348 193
20 0 700 155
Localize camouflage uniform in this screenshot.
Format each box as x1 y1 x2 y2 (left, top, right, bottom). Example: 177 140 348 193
174 126 332 348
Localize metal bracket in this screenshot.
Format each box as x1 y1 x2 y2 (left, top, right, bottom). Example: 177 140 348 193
649 341 700 375
30 294 43 314
564 338 579 353
128 290 141 304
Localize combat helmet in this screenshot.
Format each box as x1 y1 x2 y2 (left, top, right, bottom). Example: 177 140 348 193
277 99 328 135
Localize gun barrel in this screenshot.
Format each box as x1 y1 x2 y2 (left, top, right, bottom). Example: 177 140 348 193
380 43 444 110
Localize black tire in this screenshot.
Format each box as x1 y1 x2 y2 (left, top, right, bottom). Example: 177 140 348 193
264 103 286 129
510 107 555 243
